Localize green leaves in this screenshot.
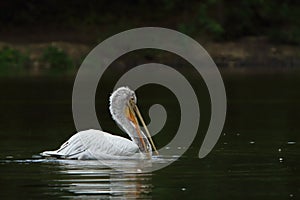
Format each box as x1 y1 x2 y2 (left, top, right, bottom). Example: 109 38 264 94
40 46 73 70
0 46 29 76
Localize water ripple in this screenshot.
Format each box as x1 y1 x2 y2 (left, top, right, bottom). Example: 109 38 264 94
0 156 174 199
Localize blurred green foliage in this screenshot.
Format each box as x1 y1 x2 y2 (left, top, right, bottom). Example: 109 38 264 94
0 0 299 44
222 0 300 44
0 46 29 76
0 0 299 77
0 46 76 76
177 0 300 43
40 46 73 74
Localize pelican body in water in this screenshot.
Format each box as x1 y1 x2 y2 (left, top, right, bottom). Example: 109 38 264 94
41 87 158 160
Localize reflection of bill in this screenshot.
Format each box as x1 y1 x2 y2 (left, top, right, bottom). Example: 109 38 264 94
55 160 152 199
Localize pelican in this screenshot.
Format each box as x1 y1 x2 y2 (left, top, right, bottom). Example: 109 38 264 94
41 87 158 160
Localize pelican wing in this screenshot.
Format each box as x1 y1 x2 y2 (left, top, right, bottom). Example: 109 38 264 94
41 129 139 160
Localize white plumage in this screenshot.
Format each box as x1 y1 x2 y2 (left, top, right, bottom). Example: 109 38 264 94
41 87 157 160
41 129 140 159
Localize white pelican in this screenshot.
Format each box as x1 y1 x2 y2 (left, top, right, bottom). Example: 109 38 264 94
41 87 158 160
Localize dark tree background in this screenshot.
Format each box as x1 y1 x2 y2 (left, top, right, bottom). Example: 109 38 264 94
0 0 299 44
0 0 299 76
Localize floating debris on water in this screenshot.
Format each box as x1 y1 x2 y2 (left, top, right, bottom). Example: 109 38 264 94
177 147 182 150
249 141 255 144
181 187 186 191
223 142 228 145
289 194 294 198
278 148 282 152
223 133 226 136
279 157 284 162
5 155 13 159
32 154 42 159
165 147 170 150
236 133 240 136
287 141 296 145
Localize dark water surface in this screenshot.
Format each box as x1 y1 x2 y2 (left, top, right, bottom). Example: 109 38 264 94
0 71 300 199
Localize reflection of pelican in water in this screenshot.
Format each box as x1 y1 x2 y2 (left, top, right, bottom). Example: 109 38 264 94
54 160 152 199
41 87 158 159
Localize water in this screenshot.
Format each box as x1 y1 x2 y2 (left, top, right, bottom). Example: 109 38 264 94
0 71 300 199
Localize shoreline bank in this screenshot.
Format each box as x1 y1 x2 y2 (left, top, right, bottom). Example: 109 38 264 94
0 37 299 77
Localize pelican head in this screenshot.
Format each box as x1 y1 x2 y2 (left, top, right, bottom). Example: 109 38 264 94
109 87 158 156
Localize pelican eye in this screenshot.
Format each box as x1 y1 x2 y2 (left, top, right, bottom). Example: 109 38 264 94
130 97 135 102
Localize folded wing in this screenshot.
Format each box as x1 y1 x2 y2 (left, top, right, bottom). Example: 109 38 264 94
41 129 139 160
